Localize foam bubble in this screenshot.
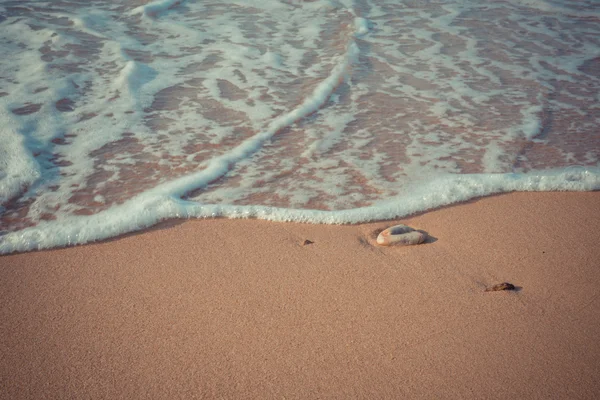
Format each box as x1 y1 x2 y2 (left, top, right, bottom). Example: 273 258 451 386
130 0 186 18
354 17 371 37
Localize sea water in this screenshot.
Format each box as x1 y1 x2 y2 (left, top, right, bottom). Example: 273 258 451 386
0 0 599 253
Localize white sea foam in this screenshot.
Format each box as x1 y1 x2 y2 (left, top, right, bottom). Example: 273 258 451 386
0 0 598 253
1 167 598 254
130 0 187 18
0 116 41 204
354 17 370 37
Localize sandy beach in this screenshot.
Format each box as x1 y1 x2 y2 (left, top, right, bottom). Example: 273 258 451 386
1 191 599 399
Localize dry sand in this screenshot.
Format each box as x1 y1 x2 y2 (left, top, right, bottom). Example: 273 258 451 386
1 192 599 399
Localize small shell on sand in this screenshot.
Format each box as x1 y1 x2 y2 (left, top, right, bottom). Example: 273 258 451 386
376 224 427 246
485 282 516 292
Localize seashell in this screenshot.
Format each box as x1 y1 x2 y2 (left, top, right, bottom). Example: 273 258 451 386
485 282 516 292
376 224 427 246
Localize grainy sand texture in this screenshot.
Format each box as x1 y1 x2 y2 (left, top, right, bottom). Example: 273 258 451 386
1 192 599 399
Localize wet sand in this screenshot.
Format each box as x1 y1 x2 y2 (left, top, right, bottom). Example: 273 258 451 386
1 192 599 399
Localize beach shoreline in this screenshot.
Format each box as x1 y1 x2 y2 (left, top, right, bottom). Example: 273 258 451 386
1 191 599 399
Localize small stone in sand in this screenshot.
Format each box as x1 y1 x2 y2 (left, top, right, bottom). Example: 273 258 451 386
303 239 314 245
485 282 516 292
